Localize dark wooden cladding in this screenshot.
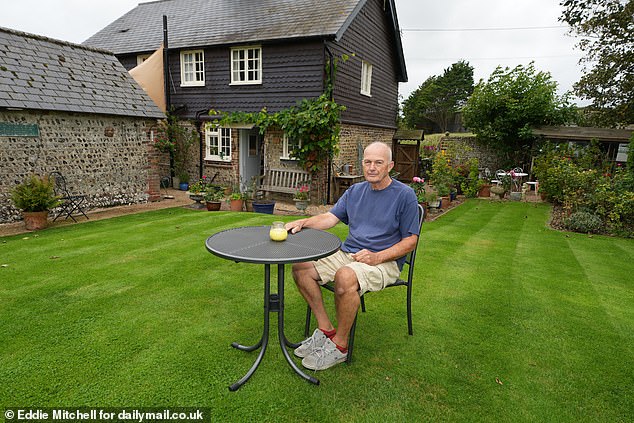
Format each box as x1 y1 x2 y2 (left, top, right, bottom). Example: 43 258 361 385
331 0 400 129
116 0 401 127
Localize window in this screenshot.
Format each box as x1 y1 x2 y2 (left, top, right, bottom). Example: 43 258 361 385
361 60 373 96
180 50 205 86
281 133 301 160
231 46 262 84
205 125 232 161
136 54 151 66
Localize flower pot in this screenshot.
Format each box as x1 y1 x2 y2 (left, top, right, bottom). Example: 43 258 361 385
179 182 189 191
229 199 244 211
188 193 205 209
172 176 180 189
440 196 451 209
245 199 254 212
450 191 457 201
478 184 492 198
252 200 275 214
23 211 49 230
294 198 309 212
206 201 222 211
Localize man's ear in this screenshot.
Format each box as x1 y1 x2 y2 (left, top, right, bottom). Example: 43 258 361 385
388 161 395 172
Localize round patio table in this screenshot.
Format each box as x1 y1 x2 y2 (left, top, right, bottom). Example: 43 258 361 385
205 225 341 391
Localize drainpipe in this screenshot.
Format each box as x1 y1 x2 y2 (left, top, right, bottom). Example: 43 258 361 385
162 15 171 111
324 41 334 204
195 109 208 181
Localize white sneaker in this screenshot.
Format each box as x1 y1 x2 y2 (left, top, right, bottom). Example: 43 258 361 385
301 338 348 371
294 328 327 358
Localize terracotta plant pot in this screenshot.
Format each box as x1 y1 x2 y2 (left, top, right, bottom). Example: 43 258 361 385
229 199 244 211
440 196 451 209
206 201 221 211
23 211 49 230
478 184 491 198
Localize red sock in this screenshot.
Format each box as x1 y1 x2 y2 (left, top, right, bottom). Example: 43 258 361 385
320 328 336 338
334 342 348 354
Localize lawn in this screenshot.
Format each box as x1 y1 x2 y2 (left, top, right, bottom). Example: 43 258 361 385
1 201 633 422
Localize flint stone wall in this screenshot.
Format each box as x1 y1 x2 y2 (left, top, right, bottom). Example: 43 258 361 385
0 109 163 223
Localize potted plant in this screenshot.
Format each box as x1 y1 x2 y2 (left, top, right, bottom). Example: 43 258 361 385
178 172 190 191
293 184 310 212
228 190 245 211
204 185 224 211
11 175 61 230
187 177 208 208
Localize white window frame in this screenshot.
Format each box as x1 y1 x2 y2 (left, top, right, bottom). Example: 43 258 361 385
361 60 373 97
180 50 205 87
230 46 262 85
281 133 301 160
136 54 151 66
205 124 232 162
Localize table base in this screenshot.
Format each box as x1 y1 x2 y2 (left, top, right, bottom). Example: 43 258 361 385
229 263 319 391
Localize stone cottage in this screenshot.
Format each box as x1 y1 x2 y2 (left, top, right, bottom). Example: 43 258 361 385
0 27 165 223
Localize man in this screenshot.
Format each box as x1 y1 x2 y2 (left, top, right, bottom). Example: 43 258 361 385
285 142 420 371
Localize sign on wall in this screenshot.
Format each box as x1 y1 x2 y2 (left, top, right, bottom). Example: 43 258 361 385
0 123 40 137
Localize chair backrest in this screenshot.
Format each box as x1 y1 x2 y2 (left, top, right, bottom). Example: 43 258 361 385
400 203 426 283
49 171 69 196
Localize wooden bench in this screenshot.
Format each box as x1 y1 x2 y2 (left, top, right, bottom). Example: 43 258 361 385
259 168 311 196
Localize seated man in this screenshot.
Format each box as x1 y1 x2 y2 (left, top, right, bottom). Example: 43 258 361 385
285 142 420 370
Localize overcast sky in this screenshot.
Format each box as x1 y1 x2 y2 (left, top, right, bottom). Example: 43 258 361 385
0 0 585 104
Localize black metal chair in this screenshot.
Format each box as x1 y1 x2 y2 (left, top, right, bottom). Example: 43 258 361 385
304 203 425 362
50 171 88 222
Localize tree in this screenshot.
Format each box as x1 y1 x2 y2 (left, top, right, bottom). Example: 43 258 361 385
462 63 576 166
560 0 634 126
402 61 474 132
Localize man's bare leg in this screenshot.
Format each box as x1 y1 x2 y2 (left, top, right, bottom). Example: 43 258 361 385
292 262 334 332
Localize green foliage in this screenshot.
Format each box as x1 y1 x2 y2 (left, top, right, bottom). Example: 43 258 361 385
211 93 345 174
429 152 454 196
564 211 603 234
158 114 198 178
462 62 576 166
534 142 634 236
402 61 474 131
459 158 481 198
11 175 60 212
203 185 225 202
560 0 634 126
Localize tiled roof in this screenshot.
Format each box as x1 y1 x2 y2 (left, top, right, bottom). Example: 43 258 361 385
84 0 365 54
0 27 164 118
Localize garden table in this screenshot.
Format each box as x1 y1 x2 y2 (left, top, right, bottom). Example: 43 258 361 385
205 225 341 391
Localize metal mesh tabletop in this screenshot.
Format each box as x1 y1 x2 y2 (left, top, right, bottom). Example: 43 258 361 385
205 226 341 264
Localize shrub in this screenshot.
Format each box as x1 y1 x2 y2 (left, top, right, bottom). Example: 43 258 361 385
564 211 603 234
11 175 61 212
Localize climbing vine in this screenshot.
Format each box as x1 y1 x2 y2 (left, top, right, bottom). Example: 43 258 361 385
209 56 348 174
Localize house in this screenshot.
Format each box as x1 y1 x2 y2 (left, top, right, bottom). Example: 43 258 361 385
0 27 165 223
84 0 407 203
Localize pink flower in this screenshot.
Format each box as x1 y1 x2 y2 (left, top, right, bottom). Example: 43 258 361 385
412 177 424 183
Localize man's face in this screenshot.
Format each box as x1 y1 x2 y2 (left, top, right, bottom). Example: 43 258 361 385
362 145 394 186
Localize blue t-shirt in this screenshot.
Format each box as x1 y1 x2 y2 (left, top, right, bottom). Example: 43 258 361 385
330 178 420 269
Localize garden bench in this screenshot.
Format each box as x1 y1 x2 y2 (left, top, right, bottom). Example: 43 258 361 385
258 168 310 196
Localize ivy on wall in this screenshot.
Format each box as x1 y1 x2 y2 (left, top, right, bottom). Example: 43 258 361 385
209 57 349 174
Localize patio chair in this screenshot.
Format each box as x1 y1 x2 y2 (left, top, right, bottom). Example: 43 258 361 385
50 171 89 222
490 169 506 185
304 203 425 362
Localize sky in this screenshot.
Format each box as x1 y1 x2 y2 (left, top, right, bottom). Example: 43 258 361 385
0 0 586 105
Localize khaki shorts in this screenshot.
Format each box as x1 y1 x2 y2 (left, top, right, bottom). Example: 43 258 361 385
313 250 401 295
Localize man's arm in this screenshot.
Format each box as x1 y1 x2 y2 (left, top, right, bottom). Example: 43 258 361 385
351 234 418 266
285 212 340 234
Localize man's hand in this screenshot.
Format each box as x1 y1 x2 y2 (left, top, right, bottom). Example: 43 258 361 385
285 220 305 234
351 249 381 266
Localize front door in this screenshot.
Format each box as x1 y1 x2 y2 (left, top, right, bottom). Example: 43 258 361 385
239 129 262 191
